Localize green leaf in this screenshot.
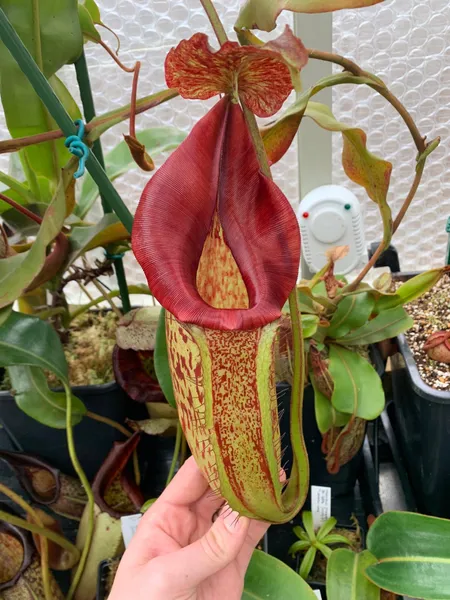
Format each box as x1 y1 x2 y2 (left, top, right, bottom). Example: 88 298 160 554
302 511 316 540
0 187 33 218
366 511 450 599
289 540 311 556
305 102 392 248
311 372 350 434
317 542 333 559
322 534 353 547
336 306 413 346
78 3 101 42
293 525 309 542
0 311 68 382
417 137 440 170
236 0 384 32
83 0 102 22
328 345 384 420
299 546 317 580
0 171 35 206
302 314 320 338
154 308 176 409
0 2 83 189
77 127 186 218
0 167 69 308
8 365 86 428
86 90 179 144
311 371 332 433
67 213 129 265
0 305 12 326
297 285 323 314
327 549 380 600
317 516 337 540
376 267 450 311
242 550 318 599
262 74 376 166
326 293 375 339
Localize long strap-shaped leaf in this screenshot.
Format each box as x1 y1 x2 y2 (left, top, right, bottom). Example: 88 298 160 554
327 549 380 600
243 550 318 599
366 511 450 599
0 8 133 234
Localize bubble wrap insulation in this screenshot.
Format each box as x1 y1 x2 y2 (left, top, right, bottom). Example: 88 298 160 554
0 0 448 281
332 0 450 271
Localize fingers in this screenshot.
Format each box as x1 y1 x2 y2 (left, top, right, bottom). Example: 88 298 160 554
151 506 250 592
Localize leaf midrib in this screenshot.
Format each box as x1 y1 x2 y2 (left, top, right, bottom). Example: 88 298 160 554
378 556 450 565
0 340 66 382
339 314 407 344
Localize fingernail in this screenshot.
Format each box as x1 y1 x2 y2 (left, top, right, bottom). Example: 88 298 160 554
223 510 242 532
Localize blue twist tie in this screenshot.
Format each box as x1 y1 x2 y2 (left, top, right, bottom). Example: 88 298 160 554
65 119 90 179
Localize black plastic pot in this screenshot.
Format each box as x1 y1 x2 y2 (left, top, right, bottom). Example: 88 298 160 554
391 332 450 517
0 381 138 481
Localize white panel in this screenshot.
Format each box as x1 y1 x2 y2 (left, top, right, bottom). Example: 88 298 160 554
333 0 450 271
294 13 333 198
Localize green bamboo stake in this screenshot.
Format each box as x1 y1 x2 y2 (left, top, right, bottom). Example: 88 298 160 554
0 7 133 234
75 51 131 312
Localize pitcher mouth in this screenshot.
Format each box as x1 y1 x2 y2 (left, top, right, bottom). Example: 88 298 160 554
132 97 300 331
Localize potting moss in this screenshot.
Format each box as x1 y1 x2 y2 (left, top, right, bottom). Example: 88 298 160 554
51 311 118 387
0 312 118 391
402 275 450 391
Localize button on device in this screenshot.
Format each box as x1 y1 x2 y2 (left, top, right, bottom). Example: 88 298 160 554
310 207 347 244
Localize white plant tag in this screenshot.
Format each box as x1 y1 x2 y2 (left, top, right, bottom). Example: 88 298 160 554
313 590 323 599
311 485 331 530
121 513 142 548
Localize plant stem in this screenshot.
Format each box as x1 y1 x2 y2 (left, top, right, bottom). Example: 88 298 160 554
199 0 228 46
242 102 271 178
98 39 135 73
0 508 80 557
64 382 95 600
0 483 52 600
166 422 182 487
73 277 95 302
69 285 153 321
346 163 425 292
86 411 131 437
75 51 131 313
129 62 141 138
307 48 426 153
91 278 122 318
392 164 425 233
0 89 179 155
0 191 43 225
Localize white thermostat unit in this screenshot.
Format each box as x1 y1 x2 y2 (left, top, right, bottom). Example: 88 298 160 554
297 185 367 279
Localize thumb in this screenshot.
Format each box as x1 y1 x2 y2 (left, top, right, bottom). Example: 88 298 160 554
164 507 250 591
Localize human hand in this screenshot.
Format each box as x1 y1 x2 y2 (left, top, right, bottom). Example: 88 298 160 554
108 456 270 600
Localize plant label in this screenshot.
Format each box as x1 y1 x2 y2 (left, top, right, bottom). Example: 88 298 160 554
121 513 143 548
311 485 331 530
313 590 323 599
